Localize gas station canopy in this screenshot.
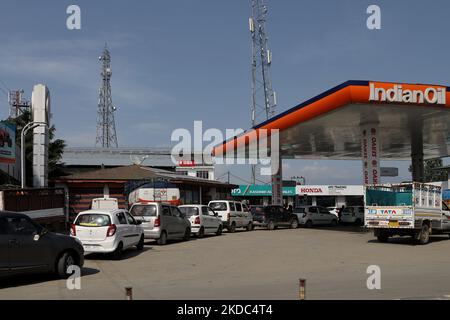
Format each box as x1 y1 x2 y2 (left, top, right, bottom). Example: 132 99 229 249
214 80 450 160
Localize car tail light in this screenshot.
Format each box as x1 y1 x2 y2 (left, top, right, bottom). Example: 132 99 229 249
154 216 161 227
70 224 76 236
107 224 117 237
226 213 230 221
194 216 200 225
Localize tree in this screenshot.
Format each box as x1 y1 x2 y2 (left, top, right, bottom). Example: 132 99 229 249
409 158 448 183
8 111 67 187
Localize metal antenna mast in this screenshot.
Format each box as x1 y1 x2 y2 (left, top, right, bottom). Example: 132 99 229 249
96 44 118 148
250 0 277 183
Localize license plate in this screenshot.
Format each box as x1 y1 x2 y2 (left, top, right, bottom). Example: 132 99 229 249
389 221 399 228
84 245 96 250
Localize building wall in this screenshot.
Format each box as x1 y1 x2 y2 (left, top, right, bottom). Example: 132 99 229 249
57 182 126 221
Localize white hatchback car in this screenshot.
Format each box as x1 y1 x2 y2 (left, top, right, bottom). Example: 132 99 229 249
71 209 144 259
340 206 365 225
178 205 223 237
294 206 338 227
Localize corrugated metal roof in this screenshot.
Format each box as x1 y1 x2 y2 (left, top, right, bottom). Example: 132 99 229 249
57 165 235 188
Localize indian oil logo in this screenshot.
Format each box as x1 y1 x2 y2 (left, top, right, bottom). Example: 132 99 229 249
369 83 446 105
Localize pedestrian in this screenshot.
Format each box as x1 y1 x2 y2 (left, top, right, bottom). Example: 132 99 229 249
338 205 345 220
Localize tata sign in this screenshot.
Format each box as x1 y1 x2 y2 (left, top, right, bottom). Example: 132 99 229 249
0 122 16 164
369 83 446 105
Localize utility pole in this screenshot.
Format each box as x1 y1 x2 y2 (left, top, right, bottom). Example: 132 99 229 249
96 44 118 148
249 0 277 184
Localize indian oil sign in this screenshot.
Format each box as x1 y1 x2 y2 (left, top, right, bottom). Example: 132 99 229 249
369 82 446 105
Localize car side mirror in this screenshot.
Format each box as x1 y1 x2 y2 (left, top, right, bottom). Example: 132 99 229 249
136 220 142 225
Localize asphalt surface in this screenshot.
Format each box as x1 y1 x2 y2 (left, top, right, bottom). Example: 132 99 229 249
1 226 450 300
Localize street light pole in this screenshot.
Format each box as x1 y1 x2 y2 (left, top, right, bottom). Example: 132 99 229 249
21 121 48 189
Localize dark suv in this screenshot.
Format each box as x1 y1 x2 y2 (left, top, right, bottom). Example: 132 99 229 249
250 205 299 230
0 212 84 279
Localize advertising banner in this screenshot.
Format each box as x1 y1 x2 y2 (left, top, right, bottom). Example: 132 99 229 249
232 185 296 197
0 122 16 164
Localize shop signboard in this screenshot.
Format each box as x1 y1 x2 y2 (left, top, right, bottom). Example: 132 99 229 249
232 185 296 197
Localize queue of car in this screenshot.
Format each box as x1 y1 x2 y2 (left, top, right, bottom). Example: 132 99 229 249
0 200 358 280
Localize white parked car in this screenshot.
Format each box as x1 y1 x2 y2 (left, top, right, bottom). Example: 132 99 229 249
340 206 365 225
178 205 223 237
208 200 253 233
71 209 144 259
327 207 339 218
294 206 338 227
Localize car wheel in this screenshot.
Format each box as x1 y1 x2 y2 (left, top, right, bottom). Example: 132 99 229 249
290 218 299 229
183 228 191 241
198 227 205 238
416 224 430 245
112 242 123 260
267 220 275 230
228 222 236 233
246 222 253 231
305 220 313 228
157 231 167 245
216 225 223 236
136 235 145 251
56 251 77 279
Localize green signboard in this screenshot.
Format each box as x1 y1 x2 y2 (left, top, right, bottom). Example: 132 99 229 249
232 185 296 197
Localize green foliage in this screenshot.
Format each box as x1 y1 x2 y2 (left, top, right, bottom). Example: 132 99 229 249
409 158 448 182
8 111 67 186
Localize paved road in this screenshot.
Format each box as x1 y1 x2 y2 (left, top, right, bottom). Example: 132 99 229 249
1 226 450 300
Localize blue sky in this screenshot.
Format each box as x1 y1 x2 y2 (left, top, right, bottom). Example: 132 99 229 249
0 0 449 185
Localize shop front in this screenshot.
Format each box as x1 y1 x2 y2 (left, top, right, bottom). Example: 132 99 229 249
296 185 364 208
232 185 296 206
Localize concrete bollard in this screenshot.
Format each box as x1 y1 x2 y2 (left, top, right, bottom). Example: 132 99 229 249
125 287 133 300
299 279 306 300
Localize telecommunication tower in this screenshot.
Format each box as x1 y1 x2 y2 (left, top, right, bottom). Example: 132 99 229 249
249 0 277 183
96 45 118 148
8 90 30 119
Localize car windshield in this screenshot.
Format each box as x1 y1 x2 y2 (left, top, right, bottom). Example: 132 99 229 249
209 202 227 211
179 207 199 217
250 206 264 214
130 204 157 217
76 214 111 227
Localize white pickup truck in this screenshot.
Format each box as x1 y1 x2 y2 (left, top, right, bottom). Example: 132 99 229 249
365 183 450 245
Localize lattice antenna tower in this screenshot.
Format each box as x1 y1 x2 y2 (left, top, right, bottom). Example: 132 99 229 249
250 0 277 183
96 44 118 148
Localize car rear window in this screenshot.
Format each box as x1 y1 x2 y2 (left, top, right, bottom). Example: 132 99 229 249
130 204 157 217
294 208 306 213
75 214 111 227
179 206 199 217
209 202 227 211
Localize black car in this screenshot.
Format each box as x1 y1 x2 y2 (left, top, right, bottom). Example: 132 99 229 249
0 212 84 279
250 205 299 230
